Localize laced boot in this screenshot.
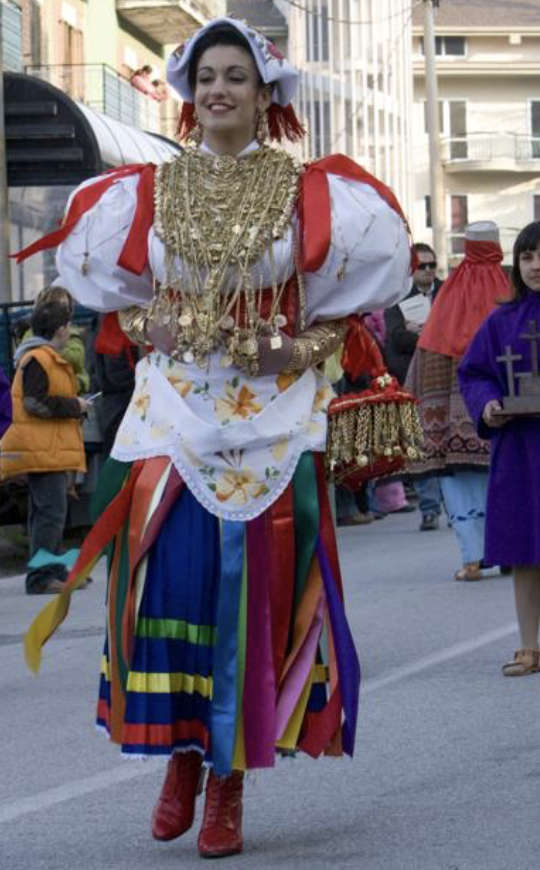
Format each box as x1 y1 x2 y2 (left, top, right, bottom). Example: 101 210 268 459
151 750 203 841
197 770 244 858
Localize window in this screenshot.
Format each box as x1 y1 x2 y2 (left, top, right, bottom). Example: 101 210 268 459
312 99 331 156
450 195 468 254
421 36 466 57
531 102 540 158
1 0 23 72
425 195 432 229
437 36 466 56
306 3 329 62
424 100 467 158
58 17 84 100
449 101 467 159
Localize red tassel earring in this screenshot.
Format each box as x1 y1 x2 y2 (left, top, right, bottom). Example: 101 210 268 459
267 104 306 143
177 101 202 144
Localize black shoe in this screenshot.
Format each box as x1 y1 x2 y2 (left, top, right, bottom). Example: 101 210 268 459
420 512 439 531
26 577 66 595
26 563 68 594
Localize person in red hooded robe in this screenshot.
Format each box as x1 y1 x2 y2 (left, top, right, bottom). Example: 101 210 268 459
405 221 510 580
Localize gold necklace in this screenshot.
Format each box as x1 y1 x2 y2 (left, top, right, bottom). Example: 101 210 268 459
151 145 302 370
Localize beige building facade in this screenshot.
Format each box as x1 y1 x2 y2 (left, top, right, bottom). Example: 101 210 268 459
412 0 540 267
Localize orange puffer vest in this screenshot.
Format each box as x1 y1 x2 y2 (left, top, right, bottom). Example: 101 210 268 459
0 345 86 478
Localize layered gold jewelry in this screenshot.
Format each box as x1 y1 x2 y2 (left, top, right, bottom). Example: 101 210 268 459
151 144 302 372
118 306 149 345
283 320 347 373
255 108 270 144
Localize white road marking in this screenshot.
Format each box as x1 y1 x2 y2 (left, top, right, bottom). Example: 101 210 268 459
363 622 517 693
0 760 162 824
0 621 518 824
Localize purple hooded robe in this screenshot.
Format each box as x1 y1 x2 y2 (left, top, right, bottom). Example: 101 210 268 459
459 292 540 565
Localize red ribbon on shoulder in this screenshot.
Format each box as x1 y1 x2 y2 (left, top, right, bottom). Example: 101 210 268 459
12 163 156 275
298 154 410 273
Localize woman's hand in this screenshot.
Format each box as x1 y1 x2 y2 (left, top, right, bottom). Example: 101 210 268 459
257 331 294 376
482 398 510 428
145 319 176 356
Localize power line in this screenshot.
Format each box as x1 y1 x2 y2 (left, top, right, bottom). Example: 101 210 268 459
280 0 423 27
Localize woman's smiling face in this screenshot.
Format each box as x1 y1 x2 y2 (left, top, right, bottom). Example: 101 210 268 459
193 44 270 144
519 243 540 293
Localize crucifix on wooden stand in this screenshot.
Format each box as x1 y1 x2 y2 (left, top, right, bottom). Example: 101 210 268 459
496 319 540 414
496 345 522 399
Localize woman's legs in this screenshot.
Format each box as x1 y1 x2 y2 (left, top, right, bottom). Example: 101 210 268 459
502 566 540 676
513 566 540 648
439 471 488 576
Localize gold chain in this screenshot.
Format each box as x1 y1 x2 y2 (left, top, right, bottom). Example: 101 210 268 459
152 145 302 369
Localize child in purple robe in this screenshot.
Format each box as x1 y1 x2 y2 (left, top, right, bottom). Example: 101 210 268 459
459 220 540 676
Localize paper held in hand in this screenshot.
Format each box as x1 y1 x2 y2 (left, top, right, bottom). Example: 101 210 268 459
399 293 431 326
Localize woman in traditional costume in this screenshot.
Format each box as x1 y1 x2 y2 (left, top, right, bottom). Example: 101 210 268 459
405 222 510 581
20 18 411 859
459 221 540 675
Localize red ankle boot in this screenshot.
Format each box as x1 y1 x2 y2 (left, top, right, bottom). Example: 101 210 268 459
197 770 244 858
151 750 203 841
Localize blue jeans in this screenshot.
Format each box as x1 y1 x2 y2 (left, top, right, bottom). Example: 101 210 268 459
414 475 442 517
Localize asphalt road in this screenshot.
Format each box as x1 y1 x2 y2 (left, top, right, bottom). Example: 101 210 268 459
1 511 539 870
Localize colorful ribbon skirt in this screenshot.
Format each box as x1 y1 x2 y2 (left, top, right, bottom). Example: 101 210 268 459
25 452 360 776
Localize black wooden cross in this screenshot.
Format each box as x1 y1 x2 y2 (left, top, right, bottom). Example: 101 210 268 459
496 345 522 397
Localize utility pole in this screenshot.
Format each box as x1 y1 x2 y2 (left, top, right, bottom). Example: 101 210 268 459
423 0 447 276
0 6 11 303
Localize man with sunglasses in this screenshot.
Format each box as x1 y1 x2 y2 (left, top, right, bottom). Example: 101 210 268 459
384 243 443 531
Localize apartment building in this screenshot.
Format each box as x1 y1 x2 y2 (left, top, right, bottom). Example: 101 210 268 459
273 0 414 214
412 0 540 266
2 0 225 138
227 0 287 56
1 0 226 300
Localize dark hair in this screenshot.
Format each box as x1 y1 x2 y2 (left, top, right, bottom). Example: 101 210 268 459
511 221 540 300
35 284 74 317
31 301 70 340
187 24 263 93
412 242 436 259
140 65 153 75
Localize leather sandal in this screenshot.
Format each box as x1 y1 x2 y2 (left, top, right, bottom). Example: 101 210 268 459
454 562 482 582
502 648 540 677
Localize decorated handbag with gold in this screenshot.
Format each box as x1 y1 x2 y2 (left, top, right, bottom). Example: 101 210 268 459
326 316 423 490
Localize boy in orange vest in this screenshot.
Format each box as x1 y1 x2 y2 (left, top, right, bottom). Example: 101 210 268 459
0 301 89 593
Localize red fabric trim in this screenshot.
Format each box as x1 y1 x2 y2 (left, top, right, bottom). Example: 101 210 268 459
299 155 409 273
122 719 209 749
418 239 511 358
117 163 155 274
12 163 154 273
299 687 342 758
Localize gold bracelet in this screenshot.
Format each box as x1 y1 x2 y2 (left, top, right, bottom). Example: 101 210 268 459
117 307 149 345
283 320 347 373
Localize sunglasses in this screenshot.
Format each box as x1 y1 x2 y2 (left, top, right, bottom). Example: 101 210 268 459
417 261 437 270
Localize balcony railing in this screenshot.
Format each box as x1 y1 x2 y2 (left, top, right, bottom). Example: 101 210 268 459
441 132 540 165
25 63 169 136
